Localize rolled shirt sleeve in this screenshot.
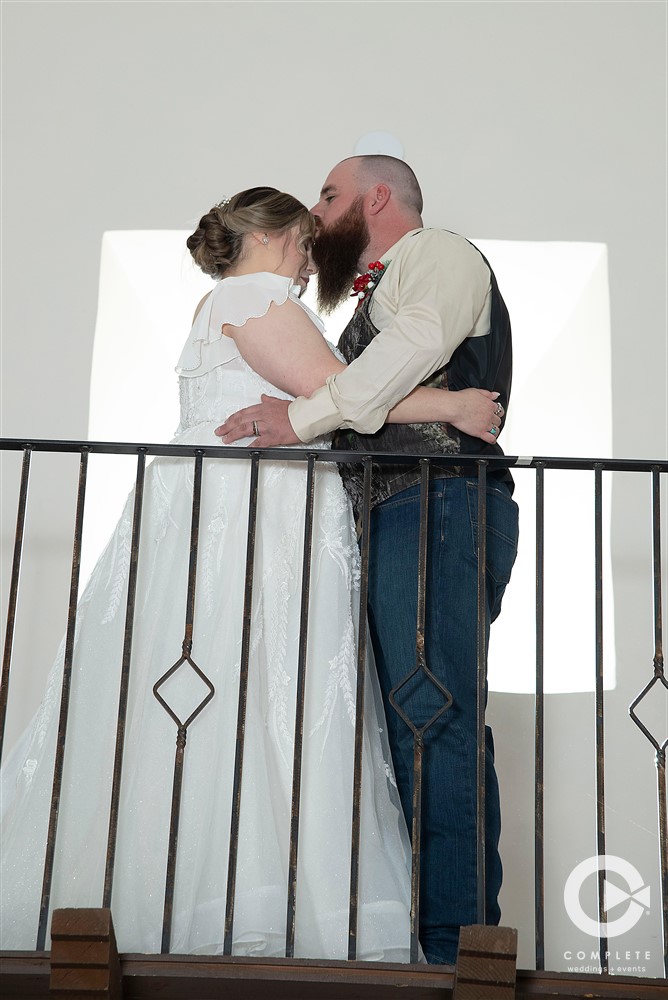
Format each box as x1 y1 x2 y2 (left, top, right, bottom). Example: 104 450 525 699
288 229 491 442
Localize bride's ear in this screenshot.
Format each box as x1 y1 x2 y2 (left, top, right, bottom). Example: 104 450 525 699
250 231 271 248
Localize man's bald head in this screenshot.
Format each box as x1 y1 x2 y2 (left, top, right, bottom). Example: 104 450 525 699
344 155 423 215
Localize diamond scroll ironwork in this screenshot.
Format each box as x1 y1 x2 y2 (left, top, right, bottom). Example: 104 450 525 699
629 659 668 754
389 646 454 740
152 642 215 955
153 644 215 730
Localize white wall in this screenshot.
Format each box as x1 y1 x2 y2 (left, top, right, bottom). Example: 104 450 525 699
1 0 666 976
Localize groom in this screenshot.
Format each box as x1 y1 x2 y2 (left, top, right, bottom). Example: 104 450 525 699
217 155 519 965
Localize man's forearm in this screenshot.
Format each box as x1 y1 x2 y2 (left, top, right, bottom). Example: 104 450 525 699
288 380 503 446
289 319 449 441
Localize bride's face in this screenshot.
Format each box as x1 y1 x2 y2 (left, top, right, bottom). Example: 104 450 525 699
276 226 316 294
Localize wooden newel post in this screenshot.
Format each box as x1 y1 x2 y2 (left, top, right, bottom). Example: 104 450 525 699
453 924 518 1000
49 908 121 998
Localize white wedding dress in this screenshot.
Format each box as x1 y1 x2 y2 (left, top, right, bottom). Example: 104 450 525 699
0 272 414 960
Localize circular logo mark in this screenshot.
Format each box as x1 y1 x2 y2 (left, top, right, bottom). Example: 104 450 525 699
564 855 650 938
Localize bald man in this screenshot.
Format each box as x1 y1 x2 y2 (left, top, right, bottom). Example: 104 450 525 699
217 156 519 965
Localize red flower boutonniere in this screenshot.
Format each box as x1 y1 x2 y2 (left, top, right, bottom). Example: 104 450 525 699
351 260 390 308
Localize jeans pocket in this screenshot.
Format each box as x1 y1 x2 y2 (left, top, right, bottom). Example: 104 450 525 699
374 482 445 513
465 481 519 588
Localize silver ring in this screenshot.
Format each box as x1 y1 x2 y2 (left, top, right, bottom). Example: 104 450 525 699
252 420 260 437
489 425 499 437
494 402 503 417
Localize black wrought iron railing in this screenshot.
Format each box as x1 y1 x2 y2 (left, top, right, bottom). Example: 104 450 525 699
0 438 666 979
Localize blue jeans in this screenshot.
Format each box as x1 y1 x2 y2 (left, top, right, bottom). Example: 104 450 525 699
366 476 519 965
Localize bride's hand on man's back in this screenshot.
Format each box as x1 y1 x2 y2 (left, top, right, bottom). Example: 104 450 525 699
449 388 505 443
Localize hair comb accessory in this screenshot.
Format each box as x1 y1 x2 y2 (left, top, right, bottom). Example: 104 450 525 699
216 197 231 209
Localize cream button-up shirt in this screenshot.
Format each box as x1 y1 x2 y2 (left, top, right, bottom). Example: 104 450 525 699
288 228 492 443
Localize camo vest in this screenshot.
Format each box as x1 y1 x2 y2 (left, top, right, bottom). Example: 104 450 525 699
333 231 513 521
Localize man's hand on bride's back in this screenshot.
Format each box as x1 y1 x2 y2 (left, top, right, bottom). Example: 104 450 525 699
215 395 301 446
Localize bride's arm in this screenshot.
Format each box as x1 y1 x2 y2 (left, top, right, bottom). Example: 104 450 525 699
224 299 347 398
227 299 500 441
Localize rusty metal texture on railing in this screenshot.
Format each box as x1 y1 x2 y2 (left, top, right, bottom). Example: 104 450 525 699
223 452 261 955
1 436 666 472
594 464 609 972
629 466 668 978
475 459 489 925
348 456 373 961
0 446 31 767
534 462 545 972
387 458 454 964
152 452 215 954
103 449 147 909
36 449 89 951
1 437 667 976
285 453 318 959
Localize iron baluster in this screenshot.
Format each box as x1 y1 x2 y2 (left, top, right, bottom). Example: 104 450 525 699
388 459 453 964
37 449 89 950
347 457 373 961
0 446 32 765
103 450 147 908
223 452 261 955
152 452 215 954
285 453 317 959
534 463 545 971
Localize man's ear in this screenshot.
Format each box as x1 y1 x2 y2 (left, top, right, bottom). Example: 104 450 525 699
367 183 391 216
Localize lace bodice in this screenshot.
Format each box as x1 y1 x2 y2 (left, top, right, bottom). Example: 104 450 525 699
176 356 291 433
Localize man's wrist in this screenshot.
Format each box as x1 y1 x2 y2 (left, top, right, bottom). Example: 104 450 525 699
288 386 342 441
287 399 309 443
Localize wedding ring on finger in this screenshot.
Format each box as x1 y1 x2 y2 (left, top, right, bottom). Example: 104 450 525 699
252 420 260 437
489 425 499 437
494 402 504 417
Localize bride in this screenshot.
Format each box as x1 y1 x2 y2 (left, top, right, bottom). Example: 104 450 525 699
1 187 498 960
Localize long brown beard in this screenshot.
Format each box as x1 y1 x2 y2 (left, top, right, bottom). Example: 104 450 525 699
312 196 370 314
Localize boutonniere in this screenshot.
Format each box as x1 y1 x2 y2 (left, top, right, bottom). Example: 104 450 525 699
351 260 390 307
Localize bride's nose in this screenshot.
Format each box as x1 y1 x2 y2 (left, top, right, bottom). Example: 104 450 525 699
305 250 317 275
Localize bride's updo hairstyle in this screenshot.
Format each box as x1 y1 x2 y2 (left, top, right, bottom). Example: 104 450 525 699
187 186 315 280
